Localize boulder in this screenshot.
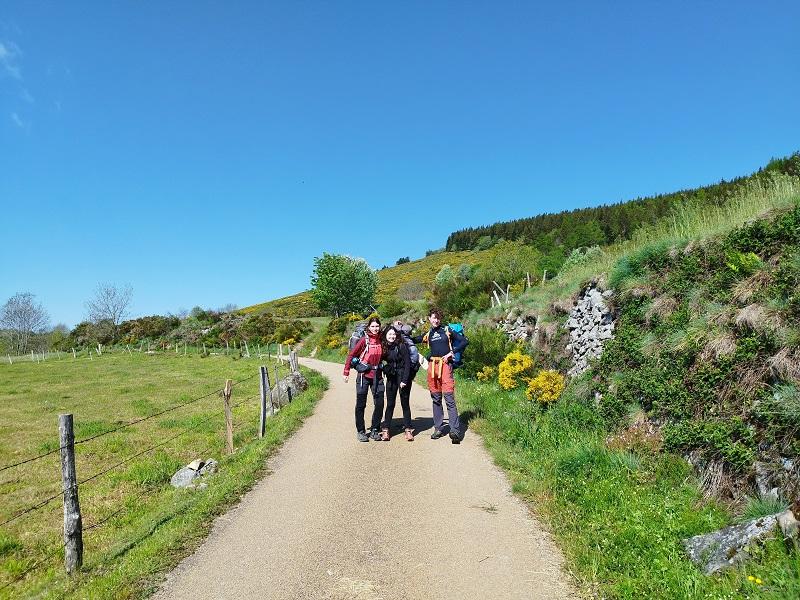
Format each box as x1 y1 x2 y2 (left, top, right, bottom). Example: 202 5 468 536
170 457 219 489
683 514 779 575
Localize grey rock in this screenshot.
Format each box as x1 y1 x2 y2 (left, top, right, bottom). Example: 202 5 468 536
198 458 218 476
683 514 779 575
777 509 799 540
170 466 201 488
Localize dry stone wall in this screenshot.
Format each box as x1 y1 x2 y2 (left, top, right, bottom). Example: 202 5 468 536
565 284 616 376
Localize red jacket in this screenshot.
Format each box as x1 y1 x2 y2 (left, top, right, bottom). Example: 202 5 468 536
343 333 382 378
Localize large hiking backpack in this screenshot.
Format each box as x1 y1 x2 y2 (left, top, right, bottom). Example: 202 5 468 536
348 323 367 352
400 331 420 373
447 323 467 369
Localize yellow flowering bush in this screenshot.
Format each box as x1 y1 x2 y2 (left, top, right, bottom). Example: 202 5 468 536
476 365 496 381
346 313 362 322
326 336 343 348
282 337 296 346
526 369 565 405
498 350 533 390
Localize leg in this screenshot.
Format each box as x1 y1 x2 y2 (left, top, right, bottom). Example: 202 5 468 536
399 382 413 430
384 377 398 430
442 364 461 438
428 367 445 432
369 376 385 432
354 377 368 433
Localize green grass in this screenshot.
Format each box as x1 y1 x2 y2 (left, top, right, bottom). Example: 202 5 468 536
0 350 327 598
457 377 800 599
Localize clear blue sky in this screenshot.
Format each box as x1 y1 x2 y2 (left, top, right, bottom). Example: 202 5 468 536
2 1 798 327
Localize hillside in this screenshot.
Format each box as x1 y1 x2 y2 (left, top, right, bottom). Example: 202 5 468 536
246 154 800 320
239 248 502 317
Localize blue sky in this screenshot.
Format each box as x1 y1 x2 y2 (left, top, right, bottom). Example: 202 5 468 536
1 1 798 327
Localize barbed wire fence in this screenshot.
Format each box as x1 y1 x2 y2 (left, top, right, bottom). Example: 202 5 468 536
0 349 302 593
2 340 294 365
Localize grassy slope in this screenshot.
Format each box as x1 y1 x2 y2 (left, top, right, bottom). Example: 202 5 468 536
0 352 327 598
240 248 499 317
454 174 800 598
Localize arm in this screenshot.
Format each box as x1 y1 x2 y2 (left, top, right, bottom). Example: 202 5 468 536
399 343 411 386
343 338 365 376
450 330 468 354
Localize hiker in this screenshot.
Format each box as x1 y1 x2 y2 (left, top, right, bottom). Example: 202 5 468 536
343 317 385 442
412 308 468 443
380 324 413 441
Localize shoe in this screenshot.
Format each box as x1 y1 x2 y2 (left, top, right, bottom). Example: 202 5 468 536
357 431 369 442
369 429 381 441
431 429 444 440
449 430 463 444
404 428 414 442
380 428 390 441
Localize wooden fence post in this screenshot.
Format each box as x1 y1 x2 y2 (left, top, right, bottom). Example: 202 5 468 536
259 366 271 437
222 379 234 454
59 414 83 574
273 364 281 410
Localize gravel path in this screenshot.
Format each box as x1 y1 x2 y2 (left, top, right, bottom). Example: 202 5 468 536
154 357 577 599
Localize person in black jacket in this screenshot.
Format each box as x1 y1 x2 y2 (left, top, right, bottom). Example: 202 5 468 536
412 308 468 443
380 325 413 441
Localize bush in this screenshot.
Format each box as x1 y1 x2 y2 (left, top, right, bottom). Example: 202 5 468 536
460 326 514 379
498 349 533 390
378 296 408 319
526 369 566 405
476 365 496 381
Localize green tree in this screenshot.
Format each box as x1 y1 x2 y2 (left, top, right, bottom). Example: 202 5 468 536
310 253 378 317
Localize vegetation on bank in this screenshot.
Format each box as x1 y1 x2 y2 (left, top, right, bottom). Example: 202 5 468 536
0 352 327 597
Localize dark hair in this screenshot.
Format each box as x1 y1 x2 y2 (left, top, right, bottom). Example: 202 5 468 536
367 316 381 328
380 325 401 354
429 307 444 320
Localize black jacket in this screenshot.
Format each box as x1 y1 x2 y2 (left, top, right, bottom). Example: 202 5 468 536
382 342 411 385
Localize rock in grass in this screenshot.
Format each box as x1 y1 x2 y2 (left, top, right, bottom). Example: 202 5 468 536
777 509 799 540
170 458 219 488
170 466 200 488
683 514 779 574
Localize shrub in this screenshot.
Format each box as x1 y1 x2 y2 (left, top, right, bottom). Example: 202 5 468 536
461 326 514 379
378 296 408 319
725 250 762 277
526 369 566 405
476 365 496 381
498 349 533 390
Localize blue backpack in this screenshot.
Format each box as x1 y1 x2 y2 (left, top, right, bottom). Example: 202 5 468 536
447 323 467 369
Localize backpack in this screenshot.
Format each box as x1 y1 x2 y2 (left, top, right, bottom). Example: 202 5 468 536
401 333 420 373
348 323 367 352
447 323 467 369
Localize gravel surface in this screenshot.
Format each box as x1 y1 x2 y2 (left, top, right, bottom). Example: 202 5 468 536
154 357 577 599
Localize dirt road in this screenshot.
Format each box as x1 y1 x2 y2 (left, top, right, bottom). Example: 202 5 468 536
154 357 577 599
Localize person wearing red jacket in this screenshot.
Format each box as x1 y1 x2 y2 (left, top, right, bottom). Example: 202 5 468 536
343 317 385 442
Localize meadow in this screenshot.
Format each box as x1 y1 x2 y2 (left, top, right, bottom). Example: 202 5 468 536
0 350 327 598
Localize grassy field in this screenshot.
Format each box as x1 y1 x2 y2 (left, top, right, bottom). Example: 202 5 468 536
0 350 327 598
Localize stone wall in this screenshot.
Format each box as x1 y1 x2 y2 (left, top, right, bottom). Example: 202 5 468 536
565 284 616 376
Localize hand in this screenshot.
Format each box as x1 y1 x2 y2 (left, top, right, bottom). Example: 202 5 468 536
400 382 407 388
442 352 454 363
343 375 349 383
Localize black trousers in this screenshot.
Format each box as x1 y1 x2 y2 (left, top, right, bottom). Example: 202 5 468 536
355 373 385 433
384 376 412 430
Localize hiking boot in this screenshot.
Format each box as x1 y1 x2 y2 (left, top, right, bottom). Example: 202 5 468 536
430 429 444 440
449 430 463 444
369 429 381 441
357 431 370 442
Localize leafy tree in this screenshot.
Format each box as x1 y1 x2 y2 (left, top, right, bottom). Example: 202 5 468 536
396 256 411 265
310 253 378 317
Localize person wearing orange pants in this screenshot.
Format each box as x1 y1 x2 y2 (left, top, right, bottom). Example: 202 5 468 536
413 308 468 443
